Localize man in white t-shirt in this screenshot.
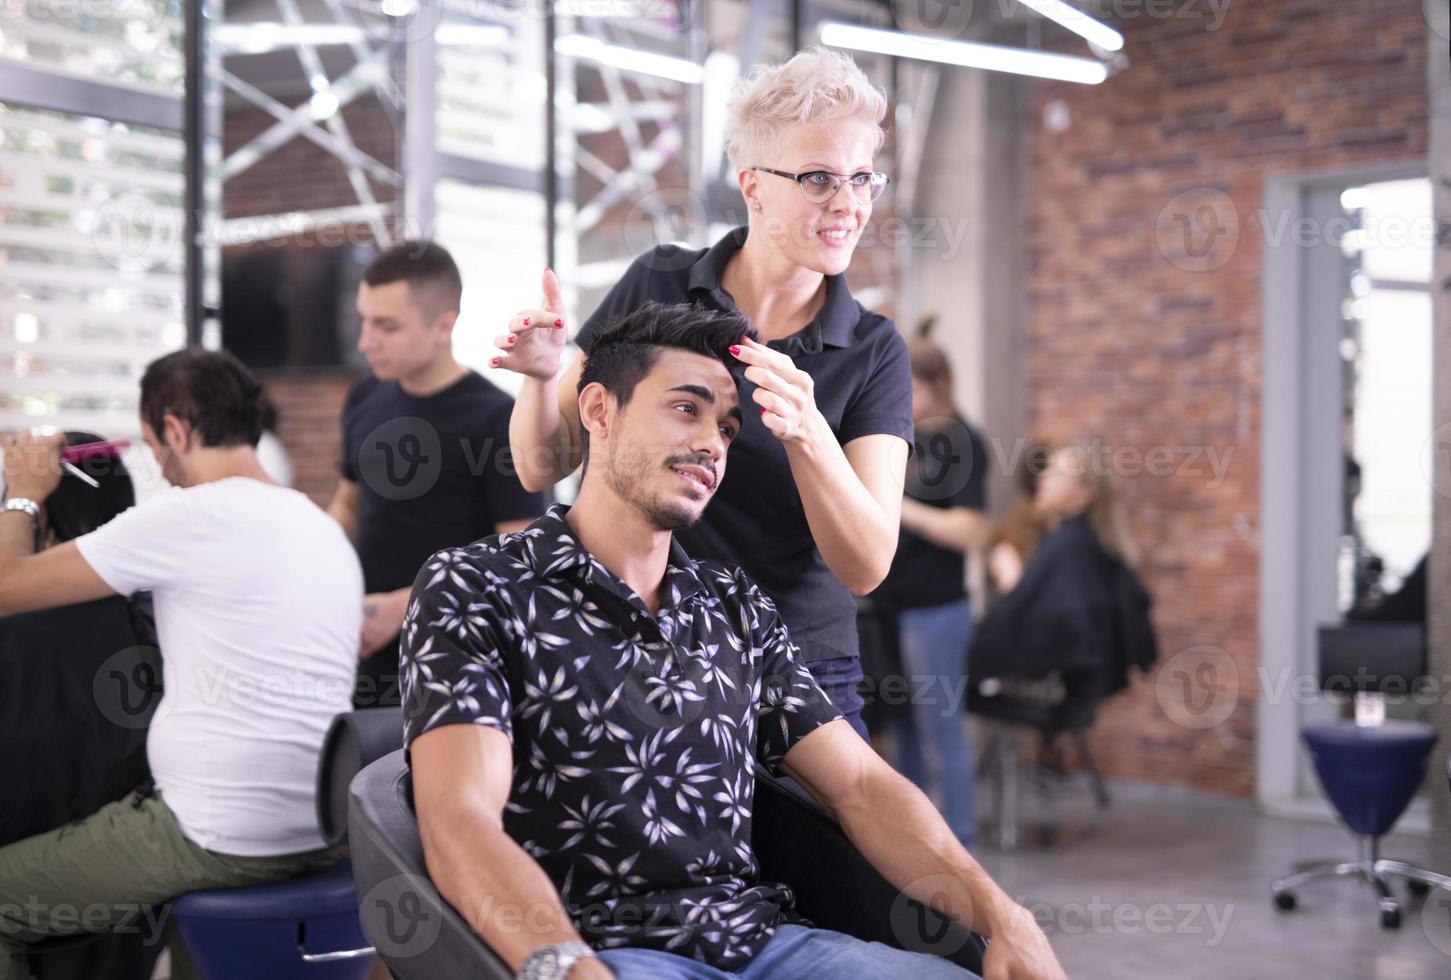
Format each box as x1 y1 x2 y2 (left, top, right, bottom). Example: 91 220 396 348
0 348 363 980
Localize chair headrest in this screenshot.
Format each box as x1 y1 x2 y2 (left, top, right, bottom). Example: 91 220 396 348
316 707 404 846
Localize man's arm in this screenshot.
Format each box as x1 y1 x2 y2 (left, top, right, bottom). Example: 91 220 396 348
779 720 1066 980
327 476 360 540
0 432 116 617
410 724 611 978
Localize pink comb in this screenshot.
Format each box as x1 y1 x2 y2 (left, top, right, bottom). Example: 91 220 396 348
60 439 131 463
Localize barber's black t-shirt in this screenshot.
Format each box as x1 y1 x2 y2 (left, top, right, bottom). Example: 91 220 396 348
874 415 987 610
340 371 545 695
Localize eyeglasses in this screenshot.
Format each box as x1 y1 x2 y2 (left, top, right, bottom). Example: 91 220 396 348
751 166 891 205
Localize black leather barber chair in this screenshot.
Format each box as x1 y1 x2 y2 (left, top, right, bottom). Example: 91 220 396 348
349 750 988 979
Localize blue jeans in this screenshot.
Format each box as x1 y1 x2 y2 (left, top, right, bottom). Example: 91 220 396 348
890 600 975 843
808 656 869 740
597 923 980 979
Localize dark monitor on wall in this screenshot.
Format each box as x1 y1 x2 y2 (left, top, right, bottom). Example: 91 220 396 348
221 244 373 371
1317 622 1426 696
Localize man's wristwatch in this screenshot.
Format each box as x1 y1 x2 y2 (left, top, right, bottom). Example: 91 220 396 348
518 940 596 980
1 497 41 551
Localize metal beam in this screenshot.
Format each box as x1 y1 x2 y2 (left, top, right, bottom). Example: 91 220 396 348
0 61 182 132
184 0 205 344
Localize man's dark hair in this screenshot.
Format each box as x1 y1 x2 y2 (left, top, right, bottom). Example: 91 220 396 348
46 430 136 544
140 347 264 448
576 301 756 463
363 240 463 317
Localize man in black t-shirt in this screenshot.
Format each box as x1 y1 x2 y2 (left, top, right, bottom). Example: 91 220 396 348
328 242 543 707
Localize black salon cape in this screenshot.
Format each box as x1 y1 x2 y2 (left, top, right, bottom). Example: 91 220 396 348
0 594 162 980
970 515 1158 694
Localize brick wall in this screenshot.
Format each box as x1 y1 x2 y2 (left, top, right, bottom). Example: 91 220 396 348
1023 0 1429 794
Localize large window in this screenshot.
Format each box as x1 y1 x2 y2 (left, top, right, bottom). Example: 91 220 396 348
0 0 184 493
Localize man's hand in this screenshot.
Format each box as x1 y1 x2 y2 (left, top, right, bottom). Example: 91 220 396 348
360 587 409 659
494 268 570 381
1 431 66 502
981 905 1067 980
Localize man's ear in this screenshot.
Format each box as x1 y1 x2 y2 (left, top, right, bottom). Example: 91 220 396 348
577 382 614 447
432 308 459 341
162 413 192 455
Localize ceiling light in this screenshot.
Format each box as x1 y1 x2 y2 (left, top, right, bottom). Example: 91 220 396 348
819 21 1108 85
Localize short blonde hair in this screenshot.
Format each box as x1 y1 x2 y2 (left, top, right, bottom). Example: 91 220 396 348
723 46 887 172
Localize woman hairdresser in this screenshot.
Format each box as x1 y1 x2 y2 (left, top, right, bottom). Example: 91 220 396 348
496 47 911 737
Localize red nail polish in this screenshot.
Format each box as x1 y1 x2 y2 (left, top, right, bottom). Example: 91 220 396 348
554 318 563 328
508 334 516 343
490 356 501 367
759 407 767 417
523 317 530 326
729 345 741 356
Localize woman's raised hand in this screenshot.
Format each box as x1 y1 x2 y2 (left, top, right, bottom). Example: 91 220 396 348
493 268 569 381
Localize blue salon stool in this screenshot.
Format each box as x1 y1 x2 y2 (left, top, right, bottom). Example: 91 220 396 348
166 709 403 979
169 860 373 980
1271 720 1438 929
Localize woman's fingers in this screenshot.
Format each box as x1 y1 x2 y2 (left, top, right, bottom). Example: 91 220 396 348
741 364 795 399
510 309 566 333
732 339 810 390
542 267 565 315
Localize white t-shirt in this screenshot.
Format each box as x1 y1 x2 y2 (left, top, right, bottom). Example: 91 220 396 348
76 477 363 856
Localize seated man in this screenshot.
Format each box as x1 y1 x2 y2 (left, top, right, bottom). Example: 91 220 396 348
403 303 1065 980
0 348 363 980
0 432 160 980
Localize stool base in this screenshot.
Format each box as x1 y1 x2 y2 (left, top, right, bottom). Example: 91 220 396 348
1272 837 1404 929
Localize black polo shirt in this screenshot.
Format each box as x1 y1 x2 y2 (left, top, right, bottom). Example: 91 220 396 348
574 227 914 663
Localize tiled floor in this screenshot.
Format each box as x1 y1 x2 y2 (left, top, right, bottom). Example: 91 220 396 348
971 781 1451 980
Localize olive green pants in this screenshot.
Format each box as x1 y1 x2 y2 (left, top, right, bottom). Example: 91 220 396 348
0 785 343 980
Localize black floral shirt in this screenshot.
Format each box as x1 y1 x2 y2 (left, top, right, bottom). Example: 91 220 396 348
399 504 842 969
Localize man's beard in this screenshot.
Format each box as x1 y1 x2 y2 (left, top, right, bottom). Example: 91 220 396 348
604 444 706 532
